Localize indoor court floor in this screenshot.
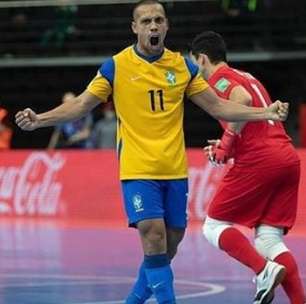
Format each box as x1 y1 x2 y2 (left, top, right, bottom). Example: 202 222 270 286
0 220 305 304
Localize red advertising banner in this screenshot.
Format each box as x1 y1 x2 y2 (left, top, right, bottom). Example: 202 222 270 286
0 149 305 232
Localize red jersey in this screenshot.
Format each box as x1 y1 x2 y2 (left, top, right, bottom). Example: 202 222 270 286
208 65 299 168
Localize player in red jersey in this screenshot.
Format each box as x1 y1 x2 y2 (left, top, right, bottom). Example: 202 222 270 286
190 31 305 304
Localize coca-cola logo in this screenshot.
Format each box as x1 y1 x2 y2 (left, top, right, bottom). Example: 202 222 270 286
188 163 228 220
0 152 65 216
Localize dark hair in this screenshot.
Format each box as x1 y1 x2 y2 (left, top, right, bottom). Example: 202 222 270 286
132 0 164 20
190 31 227 64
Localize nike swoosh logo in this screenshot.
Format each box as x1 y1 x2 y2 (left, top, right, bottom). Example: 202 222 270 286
131 76 142 81
152 281 164 289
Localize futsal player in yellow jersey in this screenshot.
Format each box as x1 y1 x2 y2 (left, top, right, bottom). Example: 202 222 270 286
88 45 207 180
16 1 289 303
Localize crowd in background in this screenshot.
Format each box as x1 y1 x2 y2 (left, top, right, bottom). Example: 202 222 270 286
1 0 306 150
0 92 117 150
47 92 116 150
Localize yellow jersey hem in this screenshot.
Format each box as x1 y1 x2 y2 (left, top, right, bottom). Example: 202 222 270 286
120 174 188 180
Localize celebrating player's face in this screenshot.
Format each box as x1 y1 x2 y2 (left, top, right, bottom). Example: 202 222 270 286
132 3 168 56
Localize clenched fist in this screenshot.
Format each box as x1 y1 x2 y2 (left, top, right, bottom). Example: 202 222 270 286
15 108 40 131
267 100 289 121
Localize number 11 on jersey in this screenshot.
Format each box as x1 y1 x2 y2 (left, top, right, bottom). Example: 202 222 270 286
148 89 165 112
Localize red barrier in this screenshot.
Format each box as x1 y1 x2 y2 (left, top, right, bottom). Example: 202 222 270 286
0 149 305 232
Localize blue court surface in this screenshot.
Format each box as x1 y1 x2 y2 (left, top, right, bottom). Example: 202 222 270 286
0 220 304 304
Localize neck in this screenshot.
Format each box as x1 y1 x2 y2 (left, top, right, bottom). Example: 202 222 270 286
135 42 163 57
205 61 227 79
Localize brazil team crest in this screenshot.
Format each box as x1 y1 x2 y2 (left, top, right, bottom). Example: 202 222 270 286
133 194 144 212
165 71 176 86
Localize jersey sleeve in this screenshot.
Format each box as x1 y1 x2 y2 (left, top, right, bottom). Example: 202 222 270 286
87 58 114 102
184 58 209 98
212 76 240 98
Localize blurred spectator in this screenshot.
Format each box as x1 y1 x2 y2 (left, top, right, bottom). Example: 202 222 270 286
92 102 116 149
41 0 79 48
48 92 93 149
0 107 12 149
220 0 257 16
11 11 28 30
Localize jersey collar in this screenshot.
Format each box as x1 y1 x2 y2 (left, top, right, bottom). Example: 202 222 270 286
209 64 229 81
133 44 164 63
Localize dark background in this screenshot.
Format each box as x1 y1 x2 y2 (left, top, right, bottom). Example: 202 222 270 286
1 0 306 148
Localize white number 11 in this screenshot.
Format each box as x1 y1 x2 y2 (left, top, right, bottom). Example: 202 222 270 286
251 83 275 126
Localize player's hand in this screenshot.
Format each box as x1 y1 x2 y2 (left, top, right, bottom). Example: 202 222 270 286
204 130 237 165
15 108 40 131
203 139 224 166
267 100 289 121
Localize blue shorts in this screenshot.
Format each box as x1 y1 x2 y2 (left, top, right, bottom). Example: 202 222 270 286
121 179 188 228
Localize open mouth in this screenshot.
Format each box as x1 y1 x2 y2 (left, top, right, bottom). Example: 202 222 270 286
150 36 159 46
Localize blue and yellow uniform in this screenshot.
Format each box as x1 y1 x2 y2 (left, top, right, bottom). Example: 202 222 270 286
87 45 209 227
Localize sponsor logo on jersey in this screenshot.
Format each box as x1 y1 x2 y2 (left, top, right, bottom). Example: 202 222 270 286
215 77 230 93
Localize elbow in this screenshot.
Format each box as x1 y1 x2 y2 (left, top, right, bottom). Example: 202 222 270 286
209 107 225 121
212 112 224 121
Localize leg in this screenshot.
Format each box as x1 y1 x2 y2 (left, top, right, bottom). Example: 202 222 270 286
255 164 305 303
203 216 267 273
138 219 176 304
139 178 187 303
166 228 185 260
126 262 152 304
255 225 306 304
203 216 285 304
126 227 185 304
126 227 184 304
123 180 177 304
164 179 188 260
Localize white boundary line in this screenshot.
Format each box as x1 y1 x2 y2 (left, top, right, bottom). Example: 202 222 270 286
1 273 305 281
0 274 226 304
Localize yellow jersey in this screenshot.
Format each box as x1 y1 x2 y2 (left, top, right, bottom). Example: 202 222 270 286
87 45 209 180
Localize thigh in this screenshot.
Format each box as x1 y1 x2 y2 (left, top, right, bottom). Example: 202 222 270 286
121 180 164 227
163 179 188 229
208 167 271 228
261 164 300 232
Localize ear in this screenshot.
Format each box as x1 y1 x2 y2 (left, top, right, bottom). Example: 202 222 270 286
131 21 137 34
198 53 206 66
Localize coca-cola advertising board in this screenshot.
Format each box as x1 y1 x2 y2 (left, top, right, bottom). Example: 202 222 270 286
0 149 305 231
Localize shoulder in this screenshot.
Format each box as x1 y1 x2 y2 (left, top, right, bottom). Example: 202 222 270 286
164 49 199 78
210 67 238 91
113 45 134 61
183 57 199 78
99 46 132 70
98 57 115 85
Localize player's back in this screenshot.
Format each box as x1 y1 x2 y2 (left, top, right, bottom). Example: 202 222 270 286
209 66 299 168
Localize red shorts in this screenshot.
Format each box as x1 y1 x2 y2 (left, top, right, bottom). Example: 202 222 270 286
207 163 300 231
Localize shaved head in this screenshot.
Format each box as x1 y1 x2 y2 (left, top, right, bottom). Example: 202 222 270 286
132 0 165 20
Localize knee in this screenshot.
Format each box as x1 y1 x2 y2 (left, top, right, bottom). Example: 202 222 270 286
202 216 232 248
146 230 165 246
254 225 288 260
139 223 166 254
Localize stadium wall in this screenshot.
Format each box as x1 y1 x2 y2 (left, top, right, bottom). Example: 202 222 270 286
0 149 305 233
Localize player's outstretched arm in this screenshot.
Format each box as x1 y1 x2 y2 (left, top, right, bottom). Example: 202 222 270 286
15 90 102 131
190 87 289 122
